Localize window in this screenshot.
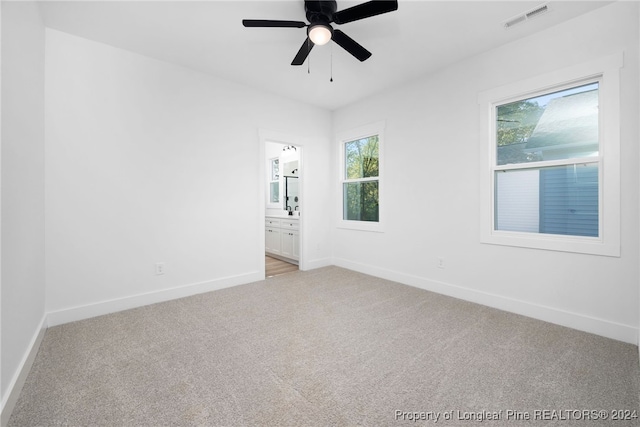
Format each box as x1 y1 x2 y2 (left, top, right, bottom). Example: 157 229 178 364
269 157 279 204
338 121 384 231
495 82 599 237
479 53 622 256
344 136 379 221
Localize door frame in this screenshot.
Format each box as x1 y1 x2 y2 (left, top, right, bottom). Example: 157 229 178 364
258 129 306 277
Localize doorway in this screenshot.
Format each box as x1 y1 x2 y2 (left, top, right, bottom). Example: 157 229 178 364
263 138 302 278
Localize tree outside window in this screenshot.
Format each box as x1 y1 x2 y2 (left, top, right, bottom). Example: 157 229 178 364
343 135 379 222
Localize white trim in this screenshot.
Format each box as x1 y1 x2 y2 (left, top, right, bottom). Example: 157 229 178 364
332 257 638 345
301 257 333 271
47 272 262 327
495 157 598 172
258 132 267 280
336 120 385 233
1 315 47 427
478 52 623 257
0 2 4 416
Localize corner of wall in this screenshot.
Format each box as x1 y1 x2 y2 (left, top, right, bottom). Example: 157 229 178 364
1 1 47 423
0 316 47 427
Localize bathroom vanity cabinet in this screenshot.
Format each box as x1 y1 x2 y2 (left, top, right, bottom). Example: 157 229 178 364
265 216 299 263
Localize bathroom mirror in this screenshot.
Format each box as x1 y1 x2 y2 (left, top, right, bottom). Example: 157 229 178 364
283 160 298 177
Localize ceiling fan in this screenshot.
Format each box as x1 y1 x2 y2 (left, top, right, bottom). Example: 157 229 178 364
242 0 398 66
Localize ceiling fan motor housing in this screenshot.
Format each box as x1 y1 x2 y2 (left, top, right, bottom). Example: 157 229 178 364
305 0 337 25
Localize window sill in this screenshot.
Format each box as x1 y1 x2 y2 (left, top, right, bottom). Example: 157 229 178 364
337 220 385 233
481 230 620 257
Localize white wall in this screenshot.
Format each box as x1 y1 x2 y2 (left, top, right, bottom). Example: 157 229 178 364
44 29 332 323
1 0 46 417
332 1 640 343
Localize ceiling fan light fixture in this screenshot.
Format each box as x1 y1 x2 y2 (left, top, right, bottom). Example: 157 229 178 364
308 24 332 45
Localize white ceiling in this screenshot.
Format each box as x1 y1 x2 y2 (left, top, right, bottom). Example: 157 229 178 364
38 1 612 111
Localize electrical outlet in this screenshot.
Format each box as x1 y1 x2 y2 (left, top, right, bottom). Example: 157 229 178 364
437 257 445 269
155 262 165 275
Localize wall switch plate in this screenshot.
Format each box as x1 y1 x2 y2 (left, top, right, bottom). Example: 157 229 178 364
155 262 165 275
437 257 445 269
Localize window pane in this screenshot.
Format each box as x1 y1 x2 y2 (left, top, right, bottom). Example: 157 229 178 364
271 158 279 181
269 182 279 203
496 83 599 165
343 181 379 222
495 164 598 237
345 136 379 179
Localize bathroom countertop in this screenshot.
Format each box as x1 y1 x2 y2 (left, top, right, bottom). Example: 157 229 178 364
266 214 300 219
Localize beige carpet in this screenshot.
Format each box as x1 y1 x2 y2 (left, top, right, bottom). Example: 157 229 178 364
8 266 640 426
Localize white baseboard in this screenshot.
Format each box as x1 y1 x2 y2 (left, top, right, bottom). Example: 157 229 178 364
301 257 332 271
333 257 638 345
47 271 263 327
1 315 47 427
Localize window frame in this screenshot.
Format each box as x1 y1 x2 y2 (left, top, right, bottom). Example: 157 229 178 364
266 156 281 209
337 121 385 232
478 53 622 257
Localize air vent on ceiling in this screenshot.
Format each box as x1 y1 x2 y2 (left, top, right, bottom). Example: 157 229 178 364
504 3 549 29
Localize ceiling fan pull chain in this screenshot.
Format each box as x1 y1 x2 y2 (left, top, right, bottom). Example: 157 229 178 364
330 42 333 82
307 38 311 74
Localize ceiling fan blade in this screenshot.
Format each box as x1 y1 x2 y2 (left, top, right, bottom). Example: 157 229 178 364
333 0 398 25
332 30 371 62
242 19 306 28
291 37 315 66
